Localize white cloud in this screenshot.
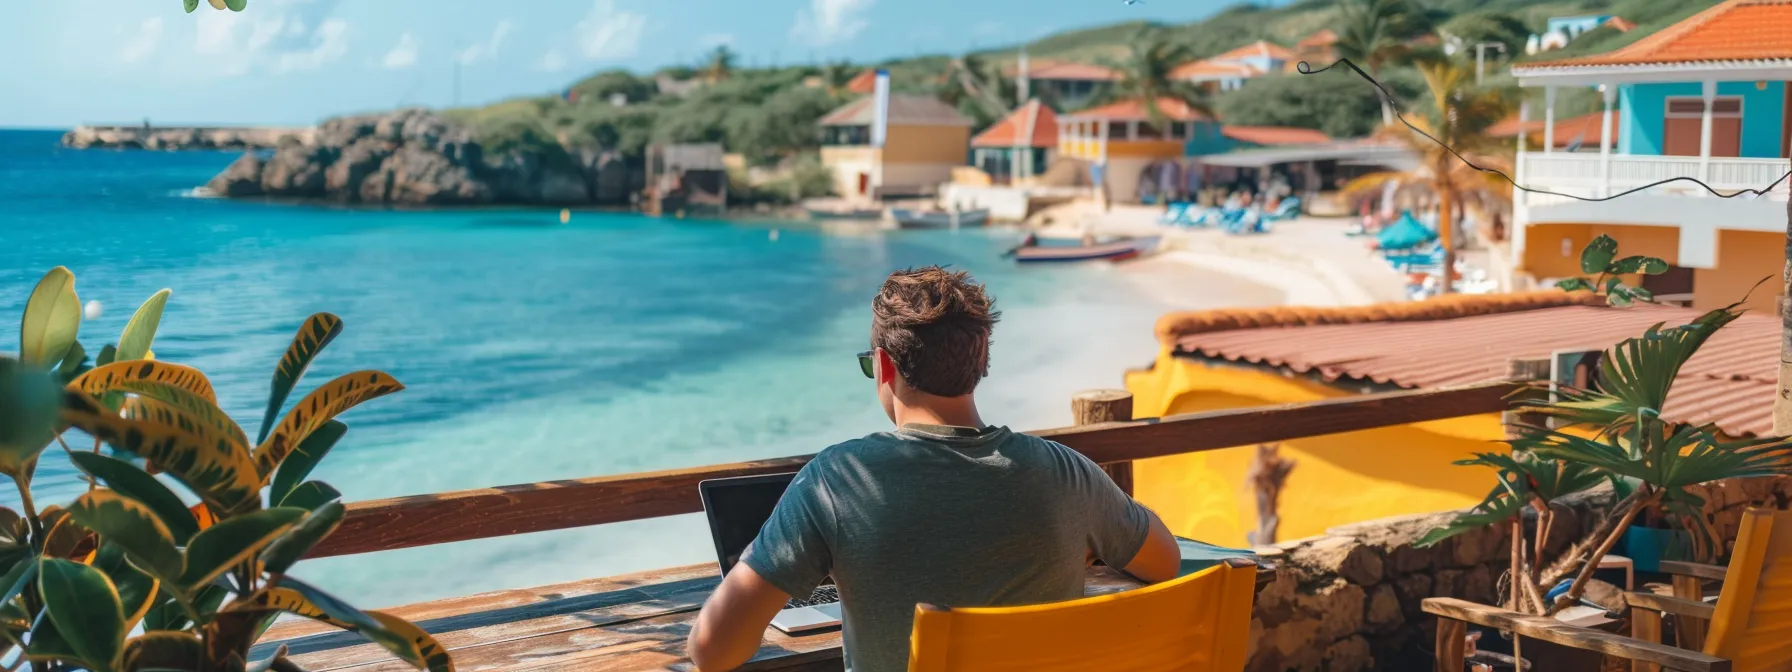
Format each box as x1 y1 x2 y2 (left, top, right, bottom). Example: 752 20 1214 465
382 32 419 70
192 0 347 76
790 0 873 47
118 17 165 63
536 50 567 72
576 0 647 60
457 21 513 65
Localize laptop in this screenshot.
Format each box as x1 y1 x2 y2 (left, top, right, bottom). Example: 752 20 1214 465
698 473 844 634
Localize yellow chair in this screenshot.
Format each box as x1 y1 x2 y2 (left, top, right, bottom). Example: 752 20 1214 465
1427 507 1792 672
907 558 1257 672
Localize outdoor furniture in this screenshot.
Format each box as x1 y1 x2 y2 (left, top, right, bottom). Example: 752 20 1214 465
1425 507 1792 672
908 558 1257 672
256 560 1275 671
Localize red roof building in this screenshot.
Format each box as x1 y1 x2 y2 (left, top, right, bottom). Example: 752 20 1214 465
1219 125 1330 147
844 69 878 95
1069 97 1213 122
1517 0 1792 73
970 99 1059 148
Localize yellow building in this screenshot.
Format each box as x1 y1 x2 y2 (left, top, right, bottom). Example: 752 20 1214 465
1058 97 1212 205
819 94 972 202
1123 292 1776 547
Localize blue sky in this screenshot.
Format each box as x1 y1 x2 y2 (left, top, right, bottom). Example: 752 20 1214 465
0 0 1251 128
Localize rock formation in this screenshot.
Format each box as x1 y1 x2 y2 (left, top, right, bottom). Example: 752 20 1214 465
202 108 640 207
62 126 312 151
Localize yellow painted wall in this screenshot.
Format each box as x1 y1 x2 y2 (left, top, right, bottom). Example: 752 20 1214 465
884 125 971 164
1124 351 1501 547
1695 229 1785 315
1523 223 1681 280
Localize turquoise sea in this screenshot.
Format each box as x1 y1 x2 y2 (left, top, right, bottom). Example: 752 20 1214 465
0 129 1229 606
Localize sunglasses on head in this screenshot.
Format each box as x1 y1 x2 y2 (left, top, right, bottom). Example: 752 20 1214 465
857 350 874 379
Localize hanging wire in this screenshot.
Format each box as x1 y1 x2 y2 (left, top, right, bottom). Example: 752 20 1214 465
1296 58 1792 202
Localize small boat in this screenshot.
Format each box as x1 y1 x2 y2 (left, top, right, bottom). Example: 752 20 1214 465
803 200 883 220
1012 236 1161 263
889 208 991 229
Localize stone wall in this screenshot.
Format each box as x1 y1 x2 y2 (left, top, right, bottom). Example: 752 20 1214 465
1243 476 1792 672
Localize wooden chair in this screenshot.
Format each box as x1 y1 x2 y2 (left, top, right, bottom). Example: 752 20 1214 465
1426 508 1792 672
907 558 1257 672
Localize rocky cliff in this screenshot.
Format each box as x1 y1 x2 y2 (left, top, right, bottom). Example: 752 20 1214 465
63 125 312 150
204 109 641 206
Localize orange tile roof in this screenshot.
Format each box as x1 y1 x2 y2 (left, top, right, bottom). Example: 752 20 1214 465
1005 60 1123 82
1212 40 1296 62
1221 125 1330 146
1068 97 1213 122
1605 16 1638 32
1486 111 1611 149
1169 60 1263 80
845 69 878 94
971 100 1059 148
1297 29 1339 48
1158 291 1779 437
1519 0 1792 72
818 95 972 127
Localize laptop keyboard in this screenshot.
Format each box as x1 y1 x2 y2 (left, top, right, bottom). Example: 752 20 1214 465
786 585 840 609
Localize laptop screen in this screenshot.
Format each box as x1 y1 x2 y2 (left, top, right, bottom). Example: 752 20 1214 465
699 473 797 576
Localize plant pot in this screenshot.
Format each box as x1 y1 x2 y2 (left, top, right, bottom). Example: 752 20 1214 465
1623 525 1693 573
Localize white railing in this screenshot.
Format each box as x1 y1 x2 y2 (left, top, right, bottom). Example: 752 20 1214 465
1518 152 1790 202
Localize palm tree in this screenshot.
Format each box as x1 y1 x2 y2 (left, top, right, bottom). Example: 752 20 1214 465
939 54 1018 126
1101 30 1211 128
1336 0 1426 123
703 46 736 84
1343 58 1515 294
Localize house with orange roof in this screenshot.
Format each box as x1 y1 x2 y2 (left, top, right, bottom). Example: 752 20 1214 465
1170 40 1295 92
1508 0 1791 314
967 99 1058 185
1289 29 1339 71
1057 97 1221 203
1487 110 1613 151
818 83 973 202
1124 290 1776 545
841 69 879 95
1002 60 1121 110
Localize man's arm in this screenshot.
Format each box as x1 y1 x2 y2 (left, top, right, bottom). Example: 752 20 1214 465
688 564 791 671
1120 508 1180 584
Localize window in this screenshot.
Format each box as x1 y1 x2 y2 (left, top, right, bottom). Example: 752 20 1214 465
1107 121 1128 139
824 125 871 146
1664 96 1743 118
1169 122 1188 140
1137 122 1162 139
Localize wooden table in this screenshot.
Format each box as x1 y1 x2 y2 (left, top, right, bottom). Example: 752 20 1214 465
257 562 1273 671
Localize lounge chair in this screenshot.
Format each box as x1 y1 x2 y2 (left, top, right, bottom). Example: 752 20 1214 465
908 558 1257 671
1425 507 1792 672
1160 202 1192 225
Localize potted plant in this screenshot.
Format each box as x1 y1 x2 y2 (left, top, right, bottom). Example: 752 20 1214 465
0 266 451 671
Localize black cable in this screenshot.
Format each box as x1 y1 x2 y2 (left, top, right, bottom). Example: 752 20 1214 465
1296 58 1792 201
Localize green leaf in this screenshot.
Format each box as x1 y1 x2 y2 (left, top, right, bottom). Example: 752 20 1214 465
60 389 260 514
23 619 82 666
271 420 346 505
226 0 247 10
1629 286 1655 303
279 481 342 512
118 379 251 455
0 556 39 610
69 451 202 544
56 340 88 384
256 313 344 445
1580 235 1618 274
183 0 200 12
1602 276 1624 294
262 500 345 575
1554 277 1592 292
91 542 160 629
141 584 227 632
39 558 126 672
272 578 423 666
116 289 171 363
121 630 203 671
1607 285 1635 306
96 344 118 367
179 507 305 590
0 357 62 478
66 490 183 582
20 267 81 368
255 370 401 480
1417 491 1523 547
1610 256 1670 275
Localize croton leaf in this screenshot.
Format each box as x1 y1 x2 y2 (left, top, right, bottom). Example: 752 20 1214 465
271 578 427 667
255 370 402 480
66 490 183 581
256 313 343 446
19 267 81 368
68 451 202 544
39 558 126 672
121 630 202 671
68 360 217 405
91 542 161 630
270 420 347 506
0 357 62 478
60 389 260 514
1554 277 1593 292
179 507 306 590
117 379 250 451
55 340 88 384
115 289 171 363
262 500 345 576
280 481 342 512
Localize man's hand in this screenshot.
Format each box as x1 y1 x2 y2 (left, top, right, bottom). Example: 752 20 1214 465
687 564 792 671
1120 511 1180 584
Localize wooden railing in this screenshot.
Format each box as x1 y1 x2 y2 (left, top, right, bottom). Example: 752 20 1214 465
306 381 1518 559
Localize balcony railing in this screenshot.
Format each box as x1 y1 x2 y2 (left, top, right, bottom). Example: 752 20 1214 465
1518 152 1791 204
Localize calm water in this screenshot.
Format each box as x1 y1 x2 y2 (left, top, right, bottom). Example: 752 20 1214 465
0 129 1208 605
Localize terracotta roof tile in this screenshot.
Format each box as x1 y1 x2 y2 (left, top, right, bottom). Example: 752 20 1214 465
1519 0 1792 72
1170 60 1264 81
1159 292 1779 437
1213 40 1296 62
1297 29 1339 48
971 100 1059 148
1005 60 1124 81
1221 125 1330 146
845 70 878 94
818 95 972 127
1069 97 1212 122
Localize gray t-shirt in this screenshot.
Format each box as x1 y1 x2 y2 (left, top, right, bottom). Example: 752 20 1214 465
739 423 1152 672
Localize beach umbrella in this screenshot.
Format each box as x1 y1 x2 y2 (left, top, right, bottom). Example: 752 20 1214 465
1377 210 1437 251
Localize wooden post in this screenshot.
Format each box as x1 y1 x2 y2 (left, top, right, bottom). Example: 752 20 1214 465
1246 443 1294 546
1436 617 1468 672
1073 389 1134 495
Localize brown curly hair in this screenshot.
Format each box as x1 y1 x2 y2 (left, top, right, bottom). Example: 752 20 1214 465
870 266 1001 397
